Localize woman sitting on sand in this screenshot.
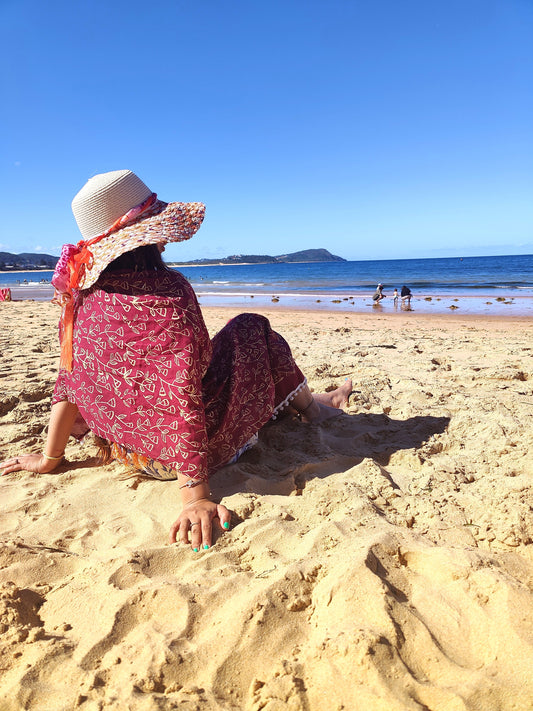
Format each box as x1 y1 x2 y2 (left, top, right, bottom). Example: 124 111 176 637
0 170 351 552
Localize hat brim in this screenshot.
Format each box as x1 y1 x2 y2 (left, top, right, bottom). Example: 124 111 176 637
78 200 205 289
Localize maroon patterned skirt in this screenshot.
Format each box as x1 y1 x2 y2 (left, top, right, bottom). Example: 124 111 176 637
203 313 305 474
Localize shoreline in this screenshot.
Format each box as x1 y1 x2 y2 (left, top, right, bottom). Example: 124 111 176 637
194 291 533 318
4 283 533 318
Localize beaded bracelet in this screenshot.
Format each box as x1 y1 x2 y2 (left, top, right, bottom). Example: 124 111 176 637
179 479 208 489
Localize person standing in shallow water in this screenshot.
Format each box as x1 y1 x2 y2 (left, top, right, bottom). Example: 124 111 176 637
372 283 386 302
401 285 412 307
0 169 352 553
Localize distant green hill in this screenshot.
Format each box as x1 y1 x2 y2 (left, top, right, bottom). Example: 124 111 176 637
0 252 59 270
172 248 346 266
274 248 345 263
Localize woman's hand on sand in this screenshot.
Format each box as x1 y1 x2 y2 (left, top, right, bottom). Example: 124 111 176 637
0 453 62 476
169 498 231 552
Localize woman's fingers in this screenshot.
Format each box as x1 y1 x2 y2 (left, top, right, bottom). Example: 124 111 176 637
216 504 231 532
168 519 181 544
169 503 232 551
190 521 204 552
1 456 29 475
179 519 192 546
168 514 211 550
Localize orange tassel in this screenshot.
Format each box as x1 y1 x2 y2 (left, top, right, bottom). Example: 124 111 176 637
70 242 94 290
59 295 75 371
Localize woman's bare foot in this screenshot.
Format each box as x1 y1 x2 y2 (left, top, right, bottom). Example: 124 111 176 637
312 378 352 409
292 379 352 423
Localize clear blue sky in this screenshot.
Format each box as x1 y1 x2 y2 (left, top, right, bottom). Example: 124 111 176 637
1 0 532 262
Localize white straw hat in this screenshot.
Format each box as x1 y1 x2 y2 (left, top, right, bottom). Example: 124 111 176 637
64 169 205 290
72 170 154 240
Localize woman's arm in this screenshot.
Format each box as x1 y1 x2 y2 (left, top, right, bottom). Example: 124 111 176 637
0 400 79 475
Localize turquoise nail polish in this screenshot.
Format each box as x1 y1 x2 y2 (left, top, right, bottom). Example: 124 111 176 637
193 547 199 552
223 521 230 529
203 544 209 550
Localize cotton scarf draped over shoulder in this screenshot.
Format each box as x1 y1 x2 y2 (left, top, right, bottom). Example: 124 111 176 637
53 270 306 480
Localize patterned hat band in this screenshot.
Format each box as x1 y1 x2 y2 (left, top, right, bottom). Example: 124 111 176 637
65 191 160 291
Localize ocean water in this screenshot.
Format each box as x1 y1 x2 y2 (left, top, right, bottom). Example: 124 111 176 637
2 254 532 316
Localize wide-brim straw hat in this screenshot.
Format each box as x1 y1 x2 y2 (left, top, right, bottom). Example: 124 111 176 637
69 169 205 290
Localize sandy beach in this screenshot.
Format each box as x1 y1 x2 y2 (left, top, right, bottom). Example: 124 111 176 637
1 301 532 710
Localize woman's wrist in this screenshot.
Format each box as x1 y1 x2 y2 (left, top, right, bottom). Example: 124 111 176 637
178 478 211 506
182 495 213 510
39 454 63 473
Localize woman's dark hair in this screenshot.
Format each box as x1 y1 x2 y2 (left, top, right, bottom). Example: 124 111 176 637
101 244 171 275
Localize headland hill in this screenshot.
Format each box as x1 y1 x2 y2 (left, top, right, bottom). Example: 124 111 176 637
0 248 346 271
